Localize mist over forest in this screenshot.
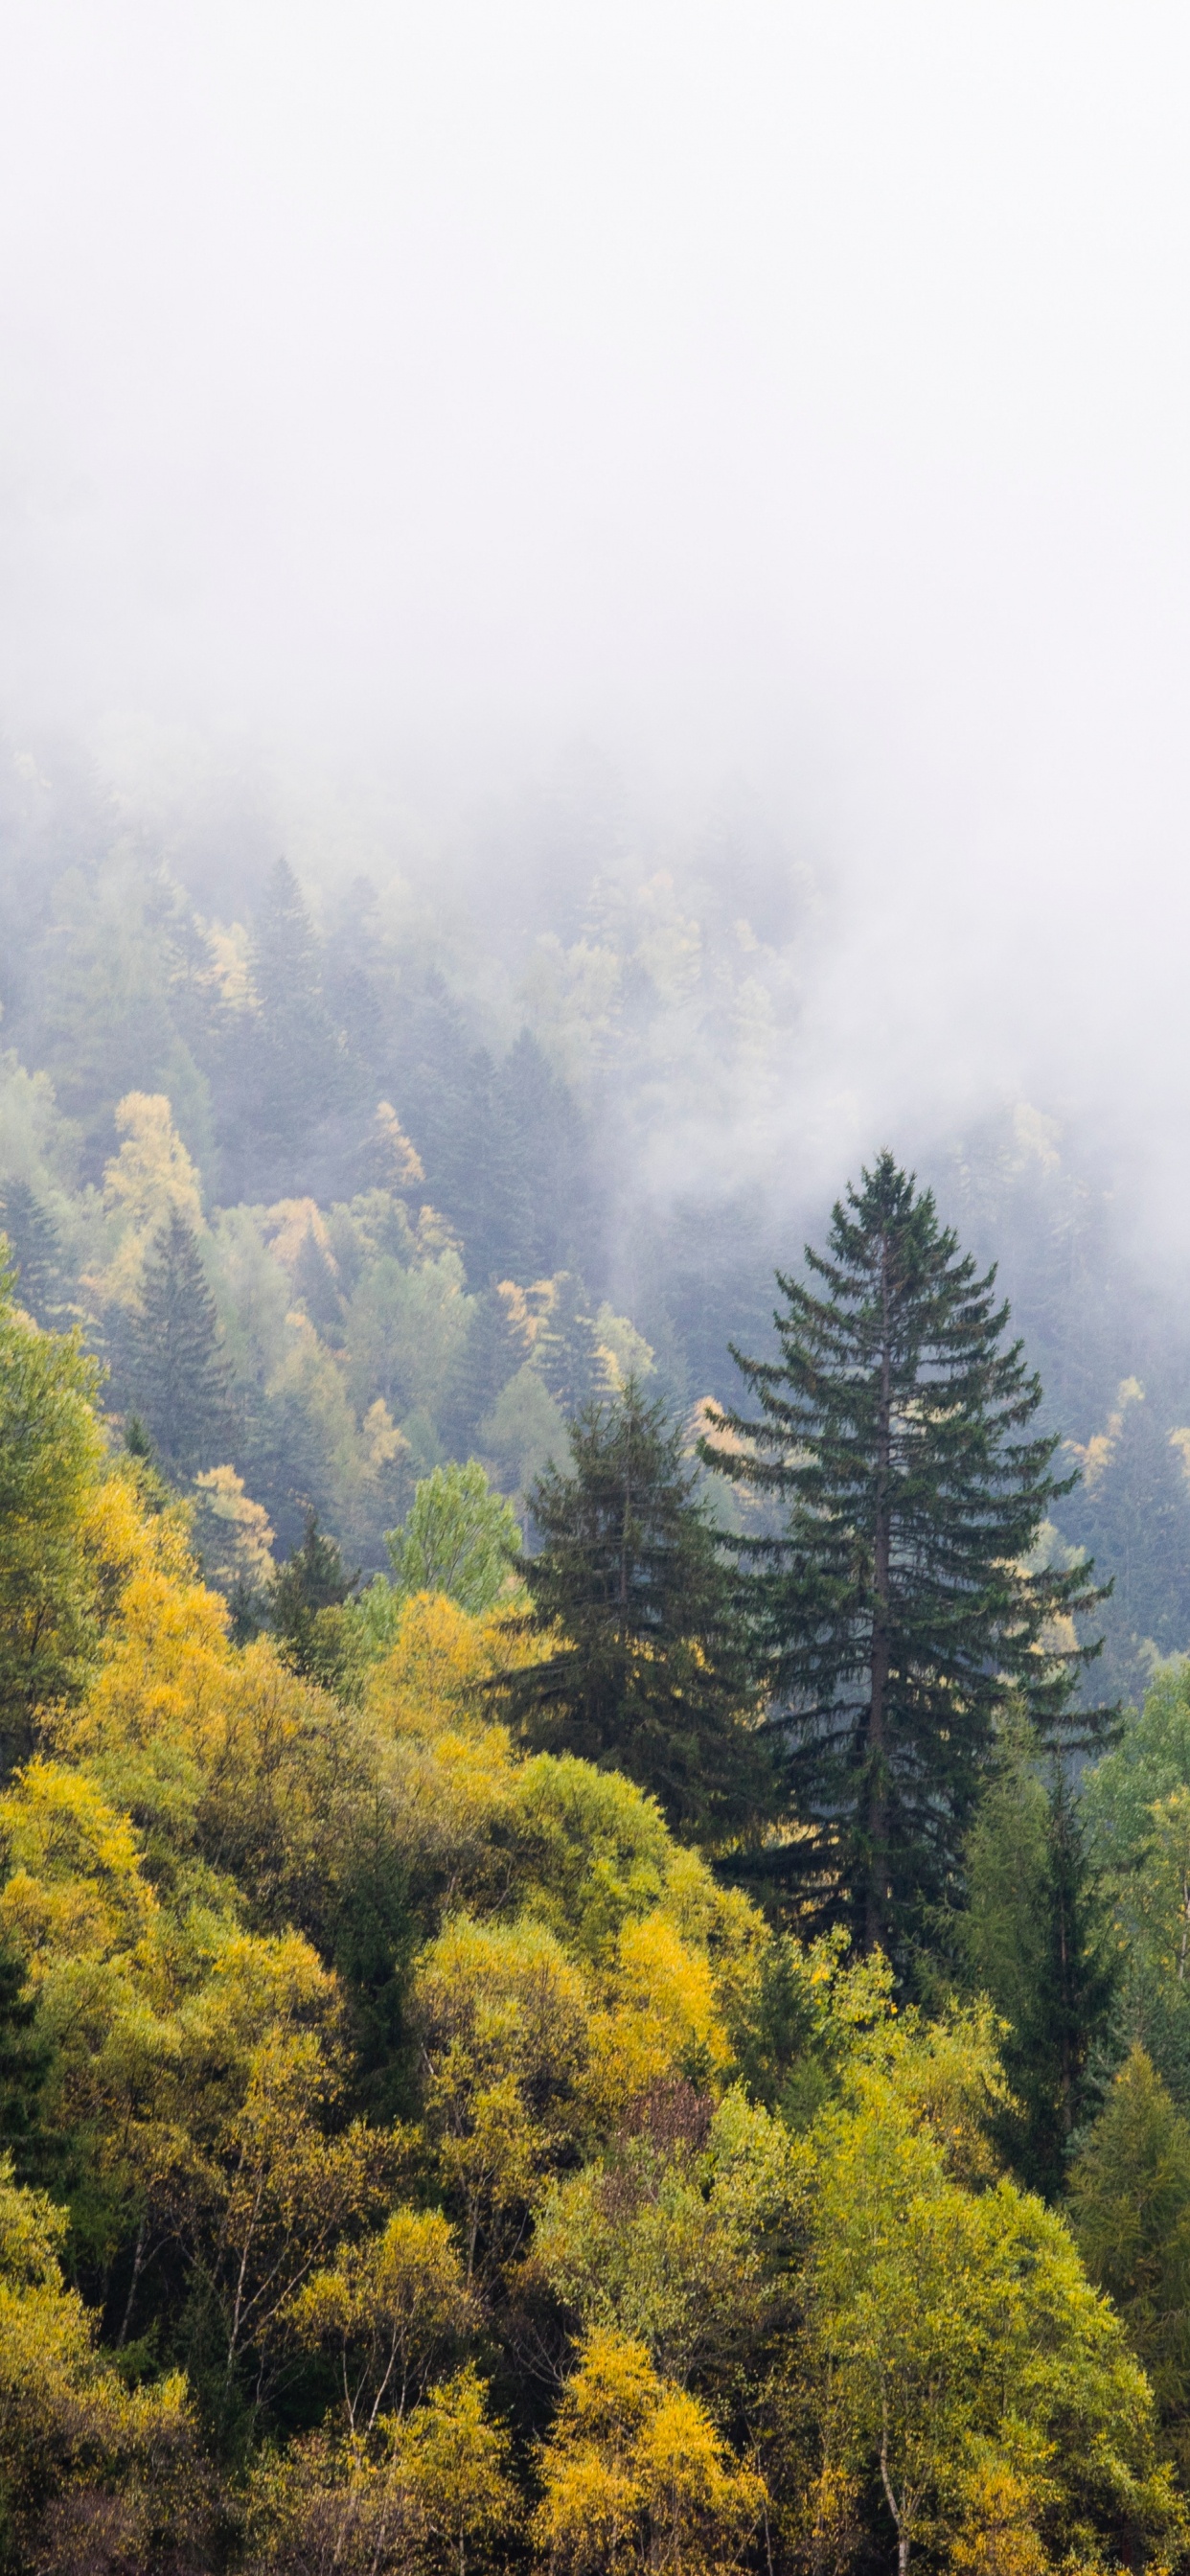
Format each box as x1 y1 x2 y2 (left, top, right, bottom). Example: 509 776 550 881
9 10 1190 2574
1 727 1185 1707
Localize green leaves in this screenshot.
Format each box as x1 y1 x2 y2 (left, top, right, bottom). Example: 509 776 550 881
387 1462 520 1619
0 1257 106 1770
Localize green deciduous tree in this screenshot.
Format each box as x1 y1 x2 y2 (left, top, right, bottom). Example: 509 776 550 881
0 1255 105 1769
499 1382 772 1848
387 1462 519 1616
1069 2046 1190 2462
804 2050 1179 2576
703 1152 1110 1957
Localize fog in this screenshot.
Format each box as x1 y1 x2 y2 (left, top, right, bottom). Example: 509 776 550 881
3 3 1190 1216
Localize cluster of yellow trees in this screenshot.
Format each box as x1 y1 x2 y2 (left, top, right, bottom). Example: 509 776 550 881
0 1262 1182 2575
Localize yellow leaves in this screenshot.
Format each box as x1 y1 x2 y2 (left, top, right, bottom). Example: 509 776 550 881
1136 1788 1190 1979
1064 1377 1145 1496
636 2386 766 2553
291 2205 472 2429
414 1916 592 2272
0 2154 202 2555
103 1092 204 1233
262 1195 335 1274
534 2330 765 2576
950 2459 1049 2576
415 1914 590 2110
78 1554 231 1750
0 1758 156 1968
369 1589 529 1736
192 1462 277 1591
246 2365 517 2575
97 1091 203 1306
195 1925 342 2062
372 1100 425 1190
586 1914 731 2120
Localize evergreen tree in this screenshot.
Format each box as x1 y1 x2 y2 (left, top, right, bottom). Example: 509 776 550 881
534 1272 610 1416
1061 1381 1190 1706
498 1379 772 1846
0 1180 68 1325
1024 1766 1119 2192
703 1152 1110 1958
270 1508 359 1686
963 1730 1117 2194
217 859 357 1200
291 1220 344 1340
441 1285 530 1454
496 1029 596 1280
126 1207 237 1474
1068 2047 1190 2456
0 1256 105 1769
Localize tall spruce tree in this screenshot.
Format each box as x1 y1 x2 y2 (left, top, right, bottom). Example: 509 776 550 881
127 1207 237 1475
217 858 356 1200
703 1152 1110 1957
498 1378 773 1846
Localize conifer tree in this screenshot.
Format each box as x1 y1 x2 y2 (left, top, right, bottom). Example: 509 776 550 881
499 1379 772 1846
1018 1766 1118 2194
217 858 355 1199
441 1285 530 1453
291 1219 344 1340
703 1152 1110 1957
534 1272 610 1417
963 1730 1117 2194
270 1507 359 1685
0 1179 67 1325
126 1207 237 1474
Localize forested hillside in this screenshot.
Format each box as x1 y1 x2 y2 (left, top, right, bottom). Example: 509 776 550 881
3 1230 1190 2576
8 751 1190 2572
2 741 1190 1696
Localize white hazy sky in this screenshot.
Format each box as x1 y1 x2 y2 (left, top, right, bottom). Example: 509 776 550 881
3 3 1190 1179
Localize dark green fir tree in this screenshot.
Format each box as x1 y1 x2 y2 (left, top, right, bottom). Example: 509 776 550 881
127 1208 237 1475
702 1151 1111 1959
499 1378 772 1847
270 1508 359 1689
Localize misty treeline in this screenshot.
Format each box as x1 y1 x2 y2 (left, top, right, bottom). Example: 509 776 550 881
1 742 1188 1699
6 762 1190 2574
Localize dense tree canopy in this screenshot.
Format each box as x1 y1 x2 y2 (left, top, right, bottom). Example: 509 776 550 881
0 1274 1176 2573
6 808 1190 2573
